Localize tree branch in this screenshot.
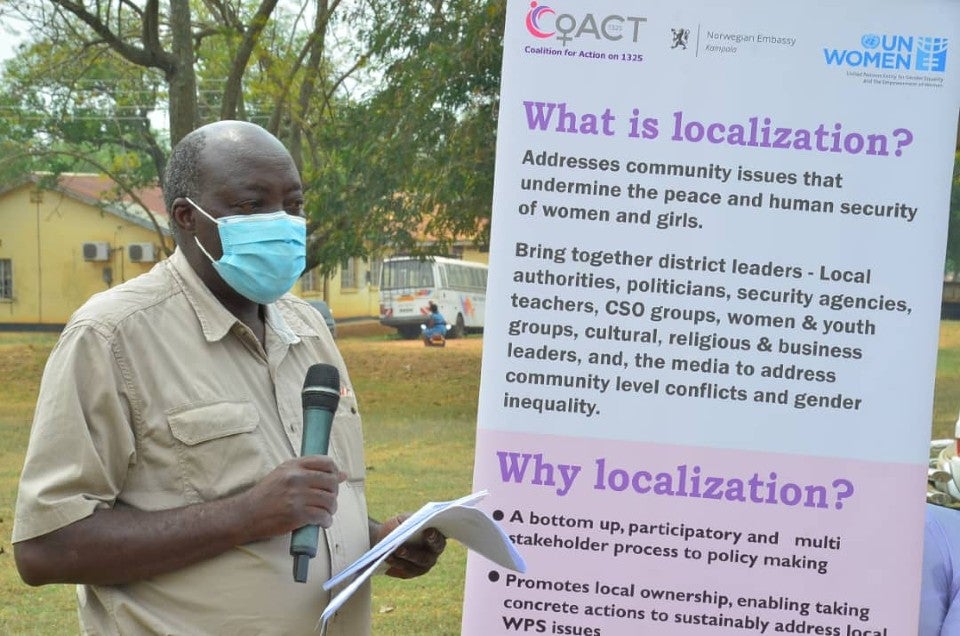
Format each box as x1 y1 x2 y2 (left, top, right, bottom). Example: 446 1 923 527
51 0 176 73
265 27 320 133
118 0 145 18
142 0 164 60
220 0 281 120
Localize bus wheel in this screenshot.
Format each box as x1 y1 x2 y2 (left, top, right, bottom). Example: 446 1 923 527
450 314 465 339
398 326 420 340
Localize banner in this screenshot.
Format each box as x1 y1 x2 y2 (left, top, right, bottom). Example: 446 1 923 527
464 1 960 634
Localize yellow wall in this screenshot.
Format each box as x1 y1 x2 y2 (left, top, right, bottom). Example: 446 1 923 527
298 257 381 320
0 180 488 325
461 249 489 265
0 184 166 326
323 275 381 319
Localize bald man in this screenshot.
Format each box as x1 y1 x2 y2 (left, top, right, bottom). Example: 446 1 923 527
13 121 444 635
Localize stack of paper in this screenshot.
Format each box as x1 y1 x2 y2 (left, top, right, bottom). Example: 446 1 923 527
319 491 525 628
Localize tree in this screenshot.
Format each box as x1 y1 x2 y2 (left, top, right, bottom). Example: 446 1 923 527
0 36 166 174
309 0 505 264
0 32 174 250
0 0 372 267
946 153 960 275
0 0 507 273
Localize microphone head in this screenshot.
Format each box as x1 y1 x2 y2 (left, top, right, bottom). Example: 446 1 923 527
302 363 341 411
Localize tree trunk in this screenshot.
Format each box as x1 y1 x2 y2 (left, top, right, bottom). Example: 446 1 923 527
167 0 199 145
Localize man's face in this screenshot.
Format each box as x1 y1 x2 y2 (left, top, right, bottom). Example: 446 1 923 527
191 135 305 261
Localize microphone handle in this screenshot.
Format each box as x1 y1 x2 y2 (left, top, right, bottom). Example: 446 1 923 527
290 405 335 582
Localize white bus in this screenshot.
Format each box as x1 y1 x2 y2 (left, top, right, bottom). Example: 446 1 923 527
378 256 487 339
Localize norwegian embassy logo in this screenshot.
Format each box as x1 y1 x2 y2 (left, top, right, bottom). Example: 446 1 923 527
823 33 948 72
523 1 647 48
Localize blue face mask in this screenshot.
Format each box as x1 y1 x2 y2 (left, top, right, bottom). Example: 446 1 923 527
187 197 307 305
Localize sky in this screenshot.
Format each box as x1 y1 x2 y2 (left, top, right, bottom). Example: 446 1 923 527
0 14 174 133
0 15 26 63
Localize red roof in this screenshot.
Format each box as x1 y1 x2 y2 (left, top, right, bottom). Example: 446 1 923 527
54 173 168 223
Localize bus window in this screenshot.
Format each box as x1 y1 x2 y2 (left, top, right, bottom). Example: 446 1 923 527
381 260 435 290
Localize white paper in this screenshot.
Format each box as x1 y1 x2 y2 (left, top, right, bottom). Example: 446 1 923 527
319 490 525 629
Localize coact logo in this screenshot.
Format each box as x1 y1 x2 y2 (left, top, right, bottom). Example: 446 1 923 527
524 1 647 47
526 2 555 38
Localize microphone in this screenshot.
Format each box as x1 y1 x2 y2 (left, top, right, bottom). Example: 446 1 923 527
290 363 341 583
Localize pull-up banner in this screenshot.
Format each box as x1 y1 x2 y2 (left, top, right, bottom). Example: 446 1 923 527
464 1 960 634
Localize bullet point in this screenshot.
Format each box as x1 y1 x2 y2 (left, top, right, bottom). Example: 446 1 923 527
488 570 500 582
493 510 504 521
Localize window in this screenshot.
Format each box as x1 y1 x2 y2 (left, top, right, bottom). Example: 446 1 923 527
471 267 486 289
340 258 359 290
0 259 11 300
446 264 465 289
440 262 485 292
380 260 435 290
300 267 321 293
368 257 383 288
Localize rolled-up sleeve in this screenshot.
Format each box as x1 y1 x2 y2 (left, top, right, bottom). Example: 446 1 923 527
13 322 135 542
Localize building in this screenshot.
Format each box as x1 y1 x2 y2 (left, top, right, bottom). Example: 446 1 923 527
0 172 489 328
0 173 171 329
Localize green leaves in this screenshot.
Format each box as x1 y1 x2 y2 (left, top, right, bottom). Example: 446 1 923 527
0 0 505 273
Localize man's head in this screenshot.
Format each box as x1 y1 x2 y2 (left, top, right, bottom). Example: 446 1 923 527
428 302 439 314
164 121 306 308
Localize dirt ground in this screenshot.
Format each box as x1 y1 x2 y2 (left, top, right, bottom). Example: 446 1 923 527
337 321 485 353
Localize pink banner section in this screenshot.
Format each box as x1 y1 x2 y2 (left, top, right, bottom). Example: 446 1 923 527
463 429 925 635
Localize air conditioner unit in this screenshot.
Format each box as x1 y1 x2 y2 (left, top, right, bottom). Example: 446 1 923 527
82 242 111 262
128 243 156 263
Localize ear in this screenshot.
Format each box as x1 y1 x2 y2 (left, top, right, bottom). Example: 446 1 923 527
171 198 196 234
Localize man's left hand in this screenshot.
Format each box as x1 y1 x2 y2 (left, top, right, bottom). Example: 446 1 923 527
374 515 447 579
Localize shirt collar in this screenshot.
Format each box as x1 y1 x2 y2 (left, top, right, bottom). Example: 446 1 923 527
166 249 249 342
265 303 303 345
168 248 313 344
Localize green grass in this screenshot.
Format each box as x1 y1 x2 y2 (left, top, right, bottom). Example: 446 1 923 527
340 333 481 635
0 327 482 635
0 333 80 633
2 323 960 634
933 325 960 440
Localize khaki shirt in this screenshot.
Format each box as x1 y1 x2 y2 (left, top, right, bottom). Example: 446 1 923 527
14 249 371 635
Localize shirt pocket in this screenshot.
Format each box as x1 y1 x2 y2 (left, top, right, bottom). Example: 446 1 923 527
166 401 269 503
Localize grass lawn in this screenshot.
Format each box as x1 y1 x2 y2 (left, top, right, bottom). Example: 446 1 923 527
1 320 959 634
0 324 482 635
933 323 960 439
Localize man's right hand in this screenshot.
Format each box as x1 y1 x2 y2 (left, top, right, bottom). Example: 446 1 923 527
15 456 346 587
239 455 346 542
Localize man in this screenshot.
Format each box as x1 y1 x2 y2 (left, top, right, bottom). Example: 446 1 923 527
422 301 447 345
922 443 960 634
13 120 444 634
922 503 960 635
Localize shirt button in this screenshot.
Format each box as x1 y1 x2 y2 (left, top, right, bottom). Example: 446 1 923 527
350 407 357 414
